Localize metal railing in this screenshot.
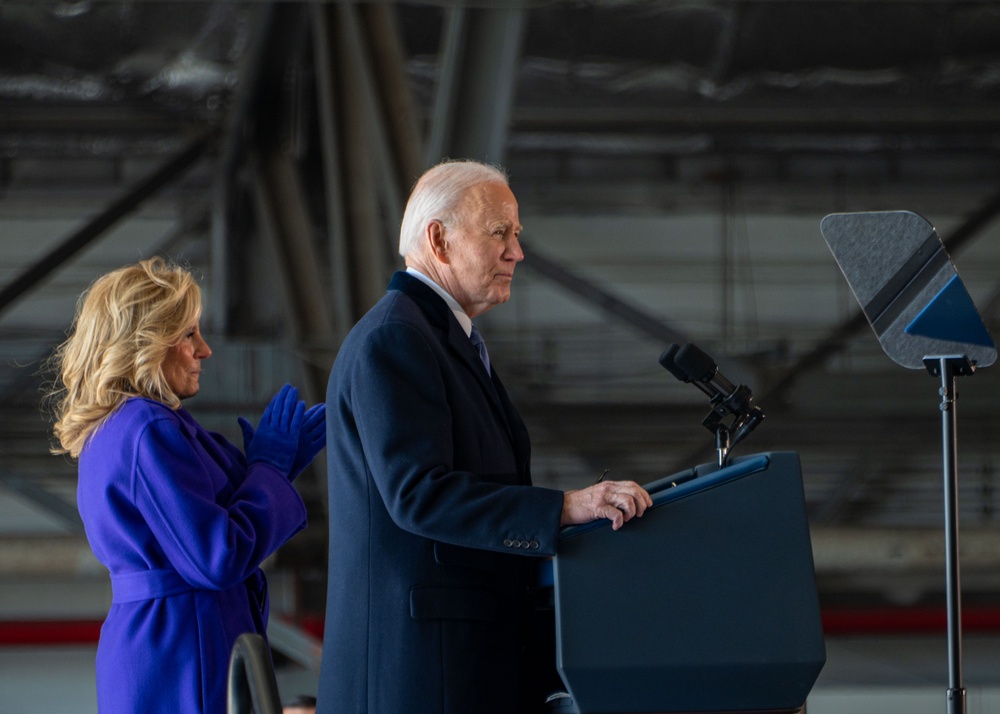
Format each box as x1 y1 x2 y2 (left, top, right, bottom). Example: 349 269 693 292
227 633 283 714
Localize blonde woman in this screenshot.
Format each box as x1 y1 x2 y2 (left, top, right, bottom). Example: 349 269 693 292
46 257 325 714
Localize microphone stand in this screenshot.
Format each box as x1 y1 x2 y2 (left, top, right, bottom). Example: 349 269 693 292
703 403 764 469
924 355 976 714
714 426 730 469
658 342 765 468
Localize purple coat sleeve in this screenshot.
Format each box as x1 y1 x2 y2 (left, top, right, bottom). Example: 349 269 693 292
133 414 304 589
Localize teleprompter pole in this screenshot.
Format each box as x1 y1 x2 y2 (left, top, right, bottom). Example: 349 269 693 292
926 355 975 714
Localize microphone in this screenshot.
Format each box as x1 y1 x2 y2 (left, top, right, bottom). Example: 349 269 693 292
658 343 693 382
659 342 765 457
660 343 753 416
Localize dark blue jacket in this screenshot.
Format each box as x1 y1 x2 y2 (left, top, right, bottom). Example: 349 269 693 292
317 272 564 714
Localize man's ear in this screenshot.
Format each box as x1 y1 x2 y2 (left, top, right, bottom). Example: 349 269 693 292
427 220 450 264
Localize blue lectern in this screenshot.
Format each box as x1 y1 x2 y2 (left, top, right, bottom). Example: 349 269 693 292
552 452 826 713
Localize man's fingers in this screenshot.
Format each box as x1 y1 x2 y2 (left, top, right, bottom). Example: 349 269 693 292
597 481 652 526
561 481 654 528
603 504 625 531
614 495 635 519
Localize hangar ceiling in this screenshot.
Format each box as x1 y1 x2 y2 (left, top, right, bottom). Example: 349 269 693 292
3 0 1000 619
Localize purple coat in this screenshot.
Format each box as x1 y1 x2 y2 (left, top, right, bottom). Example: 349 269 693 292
77 397 307 713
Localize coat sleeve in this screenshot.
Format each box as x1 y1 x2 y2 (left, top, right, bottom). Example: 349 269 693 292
132 414 307 590
349 320 564 556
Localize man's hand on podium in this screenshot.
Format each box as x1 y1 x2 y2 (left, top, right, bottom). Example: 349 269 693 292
560 480 652 531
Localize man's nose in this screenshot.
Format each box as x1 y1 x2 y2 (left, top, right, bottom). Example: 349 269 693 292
506 234 524 262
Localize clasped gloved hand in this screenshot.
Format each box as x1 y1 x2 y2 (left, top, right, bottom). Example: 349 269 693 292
238 384 305 477
289 402 327 479
239 386 327 480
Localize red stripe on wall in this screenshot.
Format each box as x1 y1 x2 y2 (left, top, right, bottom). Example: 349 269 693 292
0 619 103 645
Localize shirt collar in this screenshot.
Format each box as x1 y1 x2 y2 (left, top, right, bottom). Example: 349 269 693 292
405 267 473 337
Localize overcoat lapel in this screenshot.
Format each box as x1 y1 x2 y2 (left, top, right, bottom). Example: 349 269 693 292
389 272 516 444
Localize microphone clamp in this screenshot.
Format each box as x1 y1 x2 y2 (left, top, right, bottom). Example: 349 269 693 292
659 342 765 466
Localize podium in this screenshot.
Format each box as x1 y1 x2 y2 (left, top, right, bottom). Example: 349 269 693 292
552 452 826 714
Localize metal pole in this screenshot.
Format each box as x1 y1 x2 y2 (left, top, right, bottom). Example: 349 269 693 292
934 356 967 714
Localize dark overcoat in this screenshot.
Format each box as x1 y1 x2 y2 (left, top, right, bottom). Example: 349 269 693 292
317 272 565 714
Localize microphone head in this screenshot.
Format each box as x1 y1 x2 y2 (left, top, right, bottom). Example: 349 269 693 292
658 344 691 382
674 343 717 383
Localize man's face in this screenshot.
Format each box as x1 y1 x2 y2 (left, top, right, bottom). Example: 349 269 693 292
440 182 524 318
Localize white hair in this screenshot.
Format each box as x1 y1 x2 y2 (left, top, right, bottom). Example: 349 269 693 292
398 159 509 258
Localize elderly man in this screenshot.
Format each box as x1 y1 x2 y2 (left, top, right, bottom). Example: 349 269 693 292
317 159 652 714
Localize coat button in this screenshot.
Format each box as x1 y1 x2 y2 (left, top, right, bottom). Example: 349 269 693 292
529 540 540 549
503 539 513 547
511 539 522 548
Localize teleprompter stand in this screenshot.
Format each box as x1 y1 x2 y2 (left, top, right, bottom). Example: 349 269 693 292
822 211 997 714
925 355 976 714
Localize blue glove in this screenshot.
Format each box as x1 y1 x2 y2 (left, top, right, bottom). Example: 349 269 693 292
239 398 326 481
238 384 304 476
290 402 327 478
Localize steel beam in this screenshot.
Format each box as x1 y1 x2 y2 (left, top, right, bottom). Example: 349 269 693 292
0 131 215 319
426 4 525 164
249 149 335 404
520 241 691 348
210 2 279 335
0 475 83 534
311 3 403 323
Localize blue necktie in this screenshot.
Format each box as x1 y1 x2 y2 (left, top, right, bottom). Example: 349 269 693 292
470 325 491 374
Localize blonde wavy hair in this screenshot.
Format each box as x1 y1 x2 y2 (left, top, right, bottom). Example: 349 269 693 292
45 257 202 458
